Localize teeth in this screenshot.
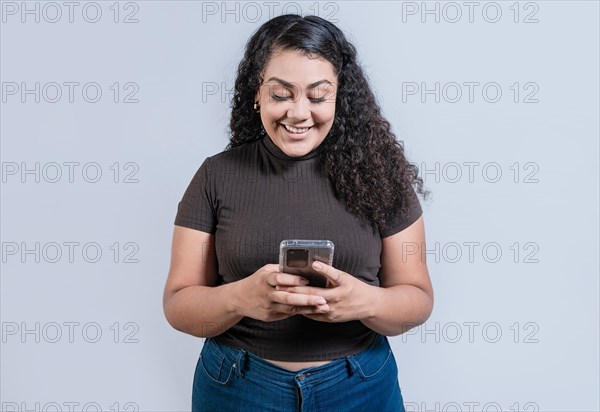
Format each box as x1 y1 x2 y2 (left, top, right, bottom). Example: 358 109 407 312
283 124 310 133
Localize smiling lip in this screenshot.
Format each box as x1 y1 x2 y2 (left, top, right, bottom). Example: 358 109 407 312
281 123 313 135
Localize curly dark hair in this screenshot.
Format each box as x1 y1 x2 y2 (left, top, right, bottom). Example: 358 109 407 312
227 14 429 231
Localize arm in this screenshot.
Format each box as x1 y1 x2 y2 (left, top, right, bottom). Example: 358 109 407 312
276 215 434 336
163 225 331 338
359 215 434 336
162 226 243 338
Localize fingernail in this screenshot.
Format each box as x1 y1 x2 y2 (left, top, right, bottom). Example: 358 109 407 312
313 261 322 270
301 278 309 285
316 298 326 305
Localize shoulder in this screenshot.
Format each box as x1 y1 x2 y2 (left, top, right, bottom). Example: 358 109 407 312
200 139 262 179
379 187 423 238
206 139 260 165
213 139 261 159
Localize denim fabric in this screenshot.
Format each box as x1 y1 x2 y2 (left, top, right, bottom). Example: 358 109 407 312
192 333 405 411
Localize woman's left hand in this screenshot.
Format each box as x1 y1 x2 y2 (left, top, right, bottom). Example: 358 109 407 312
275 261 375 323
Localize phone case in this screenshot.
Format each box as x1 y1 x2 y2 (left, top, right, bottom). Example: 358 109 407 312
279 240 335 288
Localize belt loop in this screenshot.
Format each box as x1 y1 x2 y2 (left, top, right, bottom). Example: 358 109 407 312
345 355 359 377
234 348 247 377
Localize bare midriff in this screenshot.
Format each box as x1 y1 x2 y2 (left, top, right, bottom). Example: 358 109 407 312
263 358 335 371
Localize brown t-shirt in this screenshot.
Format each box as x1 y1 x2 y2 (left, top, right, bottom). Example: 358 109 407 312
174 135 423 361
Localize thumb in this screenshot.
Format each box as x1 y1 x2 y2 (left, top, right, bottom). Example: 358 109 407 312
312 261 343 286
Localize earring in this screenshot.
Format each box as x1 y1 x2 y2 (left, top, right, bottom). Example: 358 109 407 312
254 102 260 112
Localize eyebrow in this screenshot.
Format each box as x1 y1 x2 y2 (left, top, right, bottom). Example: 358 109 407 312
265 77 333 89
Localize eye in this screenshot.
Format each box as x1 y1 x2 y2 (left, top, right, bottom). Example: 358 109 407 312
309 88 335 103
271 94 289 101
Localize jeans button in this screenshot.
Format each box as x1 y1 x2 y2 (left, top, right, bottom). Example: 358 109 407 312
297 373 308 381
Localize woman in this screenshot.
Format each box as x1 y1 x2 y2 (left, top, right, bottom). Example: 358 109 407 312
163 14 433 412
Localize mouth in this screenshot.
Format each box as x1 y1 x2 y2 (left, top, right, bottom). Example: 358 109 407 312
281 123 314 134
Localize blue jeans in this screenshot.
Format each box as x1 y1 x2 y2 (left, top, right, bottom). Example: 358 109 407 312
192 333 405 411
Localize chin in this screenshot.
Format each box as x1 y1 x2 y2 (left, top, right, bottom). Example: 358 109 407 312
281 141 314 157
283 148 310 157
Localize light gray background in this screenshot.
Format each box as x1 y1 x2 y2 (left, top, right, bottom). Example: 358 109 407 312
1 1 598 411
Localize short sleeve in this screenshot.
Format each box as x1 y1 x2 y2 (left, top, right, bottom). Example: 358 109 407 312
173 157 217 233
378 186 423 238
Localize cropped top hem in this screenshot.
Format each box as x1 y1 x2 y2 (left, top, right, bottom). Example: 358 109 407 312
213 330 379 362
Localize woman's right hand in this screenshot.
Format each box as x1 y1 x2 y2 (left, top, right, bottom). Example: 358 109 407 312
231 264 329 322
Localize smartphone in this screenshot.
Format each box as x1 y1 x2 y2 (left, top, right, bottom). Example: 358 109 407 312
279 240 335 288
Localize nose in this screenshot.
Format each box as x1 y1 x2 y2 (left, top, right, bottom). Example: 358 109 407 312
286 96 311 121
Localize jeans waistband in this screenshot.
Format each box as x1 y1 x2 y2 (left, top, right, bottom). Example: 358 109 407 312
205 333 386 382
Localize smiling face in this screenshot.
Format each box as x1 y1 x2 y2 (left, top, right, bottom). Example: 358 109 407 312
254 49 338 157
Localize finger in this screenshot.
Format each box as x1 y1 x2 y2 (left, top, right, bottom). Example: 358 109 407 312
293 304 330 314
271 290 327 307
263 263 281 272
273 304 330 315
267 272 310 287
301 309 331 321
275 285 329 297
312 261 343 286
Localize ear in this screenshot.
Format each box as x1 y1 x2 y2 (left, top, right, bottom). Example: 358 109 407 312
254 90 260 104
